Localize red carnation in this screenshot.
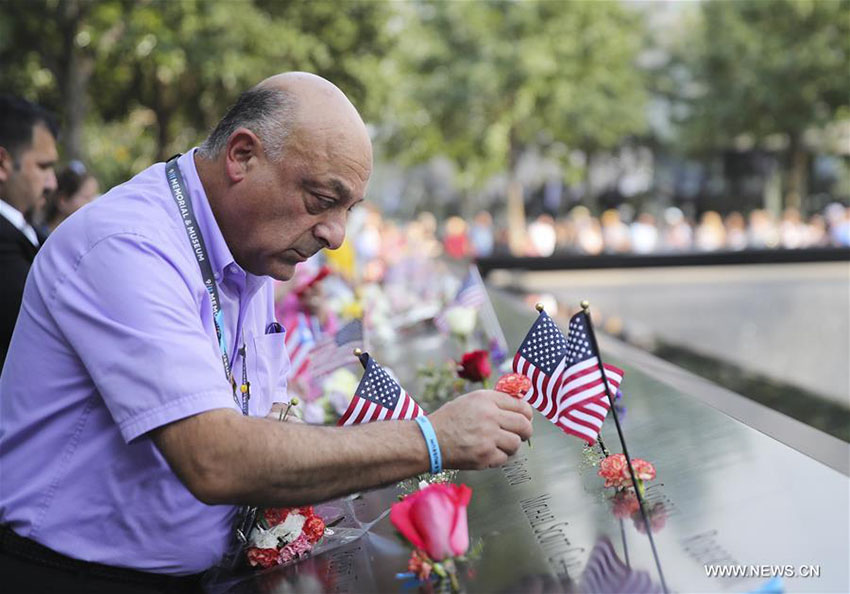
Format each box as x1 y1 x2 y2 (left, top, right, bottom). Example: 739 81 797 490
303 515 326 544
263 507 291 527
457 350 491 382
246 547 280 568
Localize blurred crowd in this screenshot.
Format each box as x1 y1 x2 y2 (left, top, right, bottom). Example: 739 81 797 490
438 204 850 260
23 163 850 261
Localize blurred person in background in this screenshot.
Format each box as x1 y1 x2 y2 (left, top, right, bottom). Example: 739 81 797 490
747 209 780 249
416 211 442 258
443 215 470 259
778 207 807 249
571 206 604 255
355 206 383 280
630 212 659 254
600 208 631 253
469 210 494 258
527 214 557 257
554 217 576 253
824 203 850 247
42 160 100 234
724 211 748 251
661 207 693 252
0 95 58 368
694 211 726 252
804 213 828 247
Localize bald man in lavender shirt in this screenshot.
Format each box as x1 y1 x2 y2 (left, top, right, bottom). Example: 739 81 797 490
0 73 533 592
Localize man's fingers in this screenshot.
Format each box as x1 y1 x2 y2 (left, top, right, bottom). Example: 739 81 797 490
498 410 533 441
491 391 534 420
495 429 522 457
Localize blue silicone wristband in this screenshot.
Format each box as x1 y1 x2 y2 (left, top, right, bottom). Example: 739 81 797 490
414 415 442 474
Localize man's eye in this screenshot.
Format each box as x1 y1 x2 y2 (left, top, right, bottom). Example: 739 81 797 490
314 194 336 209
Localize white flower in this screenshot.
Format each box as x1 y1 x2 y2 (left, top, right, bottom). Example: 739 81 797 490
249 512 306 549
321 368 359 399
444 305 477 337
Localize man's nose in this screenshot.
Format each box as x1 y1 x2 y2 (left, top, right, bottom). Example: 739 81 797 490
43 168 58 194
313 212 346 251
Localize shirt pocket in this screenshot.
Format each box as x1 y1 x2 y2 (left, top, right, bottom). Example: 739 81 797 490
249 332 290 416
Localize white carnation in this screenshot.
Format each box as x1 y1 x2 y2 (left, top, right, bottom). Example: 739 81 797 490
444 306 477 337
249 512 306 549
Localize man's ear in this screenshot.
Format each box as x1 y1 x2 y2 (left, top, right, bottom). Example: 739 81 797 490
0 147 12 184
224 128 261 184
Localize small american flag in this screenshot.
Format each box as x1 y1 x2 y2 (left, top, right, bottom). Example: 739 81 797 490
284 313 315 381
513 310 624 445
580 537 662 594
435 269 488 332
338 353 424 426
306 319 364 378
513 310 570 420
555 311 623 445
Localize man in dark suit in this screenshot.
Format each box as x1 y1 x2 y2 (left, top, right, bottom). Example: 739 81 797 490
0 96 59 367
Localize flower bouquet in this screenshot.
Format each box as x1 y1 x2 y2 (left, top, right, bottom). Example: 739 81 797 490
245 506 328 569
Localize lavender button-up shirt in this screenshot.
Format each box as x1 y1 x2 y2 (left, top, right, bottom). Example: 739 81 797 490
0 150 290 575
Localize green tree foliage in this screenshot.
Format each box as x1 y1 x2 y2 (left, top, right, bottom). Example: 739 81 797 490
381 0 649 190
673 0 850 203
1 0 396 187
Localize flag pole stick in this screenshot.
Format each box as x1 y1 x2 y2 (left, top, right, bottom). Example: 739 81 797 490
353 348 368 369
597 435 611 458
580 300 668 594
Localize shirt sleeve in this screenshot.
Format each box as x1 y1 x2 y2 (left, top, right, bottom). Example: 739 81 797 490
50 231 236 442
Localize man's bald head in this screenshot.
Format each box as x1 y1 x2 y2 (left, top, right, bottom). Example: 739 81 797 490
196 73 372 280
199 72 370 165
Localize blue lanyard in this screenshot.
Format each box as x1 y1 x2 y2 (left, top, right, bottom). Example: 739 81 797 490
165 156 248 415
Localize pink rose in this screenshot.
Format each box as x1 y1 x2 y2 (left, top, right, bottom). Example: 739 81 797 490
390 483 472 561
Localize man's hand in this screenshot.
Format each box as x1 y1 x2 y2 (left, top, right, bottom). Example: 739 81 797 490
429 390 534 470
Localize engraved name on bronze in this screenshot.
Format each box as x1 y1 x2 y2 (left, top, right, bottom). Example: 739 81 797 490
521 493 585 579
501 455 533 486
326 545 363 593
681 530 744 584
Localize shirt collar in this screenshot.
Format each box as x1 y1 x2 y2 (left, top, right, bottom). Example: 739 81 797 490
0 199 39 246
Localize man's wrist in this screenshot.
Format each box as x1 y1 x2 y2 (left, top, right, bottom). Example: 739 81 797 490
414 416 442 474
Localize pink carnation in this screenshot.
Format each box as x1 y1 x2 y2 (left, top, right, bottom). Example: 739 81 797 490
597 453 629 489
278 532 313 565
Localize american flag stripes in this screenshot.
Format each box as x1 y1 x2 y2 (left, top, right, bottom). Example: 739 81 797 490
307 319 364 378
284 313 315 380
513 310 624 445
513 311 569 421
555 311 624 445
338 353 424 426
434 269 488 332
